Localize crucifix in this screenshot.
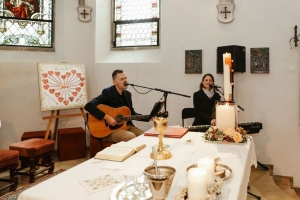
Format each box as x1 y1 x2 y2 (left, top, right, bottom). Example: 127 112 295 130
220 6 231 19
289 25 300 49
80 9 89 19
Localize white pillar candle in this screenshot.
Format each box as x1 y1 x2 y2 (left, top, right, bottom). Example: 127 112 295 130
197 157 215 186
188 168 207 200
223 53 232 101
216 103 236 130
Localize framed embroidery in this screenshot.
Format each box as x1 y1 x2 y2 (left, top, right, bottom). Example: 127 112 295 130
37 63 88 111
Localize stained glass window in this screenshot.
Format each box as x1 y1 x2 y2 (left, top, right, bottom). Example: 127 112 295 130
113 0 160 48
0 0 53 50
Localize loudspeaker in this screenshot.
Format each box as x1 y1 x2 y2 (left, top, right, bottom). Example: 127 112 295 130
58 127 86 161
217 45 246 73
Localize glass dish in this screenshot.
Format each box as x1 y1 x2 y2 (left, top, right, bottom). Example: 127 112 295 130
110 182 152 200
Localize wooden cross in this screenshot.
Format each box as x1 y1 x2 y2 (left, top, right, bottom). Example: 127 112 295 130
220 7 231 19
80 9 89 19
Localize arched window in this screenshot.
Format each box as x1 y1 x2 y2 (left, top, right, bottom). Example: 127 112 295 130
113 0 160 48
0 0 54 51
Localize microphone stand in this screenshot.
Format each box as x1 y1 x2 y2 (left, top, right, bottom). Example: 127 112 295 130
128 83 191 117
214 87 245 111
215 87 224 96
130 83 190 160
231 72 267 172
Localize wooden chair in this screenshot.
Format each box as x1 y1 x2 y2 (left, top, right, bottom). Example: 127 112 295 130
21 130 52 141
0 149 19 192
9 138 55 183
20 130 52 167
89 134 115 158
181 108 195 127
86 113 116 158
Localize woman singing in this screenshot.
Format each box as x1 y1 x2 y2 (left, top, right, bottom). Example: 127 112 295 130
192 73 221 126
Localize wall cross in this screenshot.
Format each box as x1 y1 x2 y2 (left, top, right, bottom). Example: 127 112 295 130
220 7 231 19
80 9 89 19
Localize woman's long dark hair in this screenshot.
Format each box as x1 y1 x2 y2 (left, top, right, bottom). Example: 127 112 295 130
199 73 215 90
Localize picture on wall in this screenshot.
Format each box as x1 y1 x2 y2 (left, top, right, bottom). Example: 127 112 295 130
37 63 88 111
185 50 202 73
250 47 269 73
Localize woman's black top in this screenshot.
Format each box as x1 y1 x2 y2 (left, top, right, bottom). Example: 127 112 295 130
192 89 221 126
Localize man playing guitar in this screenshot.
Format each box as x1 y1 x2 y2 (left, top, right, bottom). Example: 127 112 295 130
84 69 148 143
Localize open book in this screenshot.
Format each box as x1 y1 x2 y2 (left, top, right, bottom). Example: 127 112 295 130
94 141 146 162
144 126 189 138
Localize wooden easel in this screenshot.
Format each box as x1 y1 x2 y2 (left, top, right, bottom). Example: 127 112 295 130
42 108 87 141
38 108 87 166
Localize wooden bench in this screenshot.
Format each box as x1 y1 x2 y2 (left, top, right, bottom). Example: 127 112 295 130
9 138 55 183
0 149 19 192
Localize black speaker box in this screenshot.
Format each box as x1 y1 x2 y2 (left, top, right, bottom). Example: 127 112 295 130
216 45 246 73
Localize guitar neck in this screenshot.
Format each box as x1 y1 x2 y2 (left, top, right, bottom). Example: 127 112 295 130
88 105 150 138
123 115 149 121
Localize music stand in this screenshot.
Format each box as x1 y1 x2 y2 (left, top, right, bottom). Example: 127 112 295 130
147 100 164 121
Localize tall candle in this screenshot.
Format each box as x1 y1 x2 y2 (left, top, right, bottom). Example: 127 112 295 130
216 103 236 130
223 53 232 101
188 168 207 200
197 157 215 186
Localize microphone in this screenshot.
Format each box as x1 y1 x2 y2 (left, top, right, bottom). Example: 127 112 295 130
209 84 222 88
124 82 132 86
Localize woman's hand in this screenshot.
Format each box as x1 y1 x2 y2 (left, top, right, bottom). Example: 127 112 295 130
210 119 216 126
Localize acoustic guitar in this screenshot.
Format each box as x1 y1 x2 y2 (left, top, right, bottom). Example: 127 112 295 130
87 104 150 138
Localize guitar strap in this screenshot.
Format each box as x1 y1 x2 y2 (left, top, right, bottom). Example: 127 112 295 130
123 91 130 108
85 112 89 132
123 91 134 126
85 113 89 124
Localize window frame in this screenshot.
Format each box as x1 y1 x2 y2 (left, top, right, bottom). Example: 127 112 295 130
111 0 161 50
0 0 55 52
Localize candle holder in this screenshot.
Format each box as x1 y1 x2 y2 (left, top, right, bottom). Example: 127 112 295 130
150 117 172 160
144 165 176 199
215 101 237 131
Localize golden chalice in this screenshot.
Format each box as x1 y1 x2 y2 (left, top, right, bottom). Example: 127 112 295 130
150 117 172 160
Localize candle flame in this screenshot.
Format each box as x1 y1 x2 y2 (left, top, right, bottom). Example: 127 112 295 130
225 56 231 65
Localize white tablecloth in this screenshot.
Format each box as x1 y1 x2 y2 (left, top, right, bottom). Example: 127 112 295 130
17 131 257 200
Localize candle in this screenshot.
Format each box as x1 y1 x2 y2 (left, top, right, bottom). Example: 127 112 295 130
197 157 215 186
188 168 207 200
216 102 236 130
223 53 232 101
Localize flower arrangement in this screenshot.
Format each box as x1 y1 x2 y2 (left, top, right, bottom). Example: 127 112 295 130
203 126 251 143
175 176 224 200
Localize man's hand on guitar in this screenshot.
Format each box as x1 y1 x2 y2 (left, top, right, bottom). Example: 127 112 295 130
104 114 117 126
88 105 151 138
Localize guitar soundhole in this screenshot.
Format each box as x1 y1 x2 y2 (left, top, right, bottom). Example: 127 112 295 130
115 115 124 124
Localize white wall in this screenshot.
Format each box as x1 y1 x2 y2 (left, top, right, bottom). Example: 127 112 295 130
0 0 300 187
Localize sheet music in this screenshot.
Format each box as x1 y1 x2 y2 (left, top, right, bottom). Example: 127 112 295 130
148 100 164 119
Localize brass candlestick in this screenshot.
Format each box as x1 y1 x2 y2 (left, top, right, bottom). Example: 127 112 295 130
150 117 172 160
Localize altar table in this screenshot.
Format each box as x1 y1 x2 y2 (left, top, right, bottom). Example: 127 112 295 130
17 131 257 200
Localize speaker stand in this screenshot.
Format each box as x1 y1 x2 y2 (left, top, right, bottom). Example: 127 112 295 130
247 186 261 200
247 162 268 199
257 161 268 170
